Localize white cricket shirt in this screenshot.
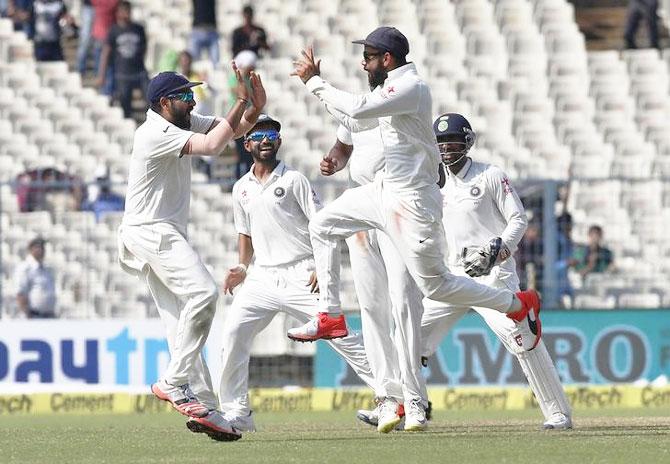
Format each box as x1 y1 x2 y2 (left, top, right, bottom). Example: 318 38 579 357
336 124 385 187
122 109 215 235
14 254 56 315
441 158 528 272
307 63 440 192
232 161 322 267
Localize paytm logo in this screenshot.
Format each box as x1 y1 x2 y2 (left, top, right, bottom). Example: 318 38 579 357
0 327 170 385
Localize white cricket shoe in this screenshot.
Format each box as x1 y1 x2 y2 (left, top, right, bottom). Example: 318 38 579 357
404 400 428 432
224 411 256 432
186 410 242 441
357 403 405 430
356 407 379 427
150 379 209 418
377 397 402 433
543 412 573 430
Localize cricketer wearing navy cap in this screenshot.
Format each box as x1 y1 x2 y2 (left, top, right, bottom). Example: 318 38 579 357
147 71 203 104
352 26 410 60
118 61 267 441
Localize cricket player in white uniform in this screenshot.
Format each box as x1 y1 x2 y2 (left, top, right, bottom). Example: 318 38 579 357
321 124 430 432
289 28 541 387
117 67 265 441
357 114 573 429
216 115 379 432
422 113 572 429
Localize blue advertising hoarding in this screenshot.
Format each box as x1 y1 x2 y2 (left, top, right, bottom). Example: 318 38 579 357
315 310 670 387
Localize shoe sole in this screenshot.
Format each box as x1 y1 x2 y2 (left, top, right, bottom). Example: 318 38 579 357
151 384 209 418
287 329 348 342
543 424 573 430
186 419 242 441
356 412 378 427
404 422 428 432
377 416 402 434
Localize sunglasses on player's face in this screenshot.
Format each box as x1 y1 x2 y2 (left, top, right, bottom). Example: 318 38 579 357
246 129 280 142
167 91 195 103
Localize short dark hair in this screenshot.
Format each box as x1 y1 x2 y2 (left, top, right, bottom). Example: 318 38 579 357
243 5 253 15
119 1 131 11
391 53 407 66
588 225 603 235
150 101 162 113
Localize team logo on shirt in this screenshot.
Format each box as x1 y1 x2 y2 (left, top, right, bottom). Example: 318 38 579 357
470 186 482 197
274 187 286 198
501 177 514 194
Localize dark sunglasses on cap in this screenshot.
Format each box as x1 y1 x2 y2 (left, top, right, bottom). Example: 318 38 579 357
166 90 195 102
246 129 280 141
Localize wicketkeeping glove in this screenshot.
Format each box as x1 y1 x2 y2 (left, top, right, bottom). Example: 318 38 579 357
461 237 510 278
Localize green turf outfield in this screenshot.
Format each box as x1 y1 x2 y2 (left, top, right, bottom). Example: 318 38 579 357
3 409 670 464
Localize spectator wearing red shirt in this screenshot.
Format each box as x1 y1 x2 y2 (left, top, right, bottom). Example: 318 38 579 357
91 0 118 96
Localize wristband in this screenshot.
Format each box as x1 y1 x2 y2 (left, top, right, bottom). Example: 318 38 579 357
236 263 248 273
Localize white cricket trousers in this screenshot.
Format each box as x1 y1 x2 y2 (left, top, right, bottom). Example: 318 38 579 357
218 258 377 416
309 177 514 314
118 223 219 409
346 229 427 405
421 265 572 420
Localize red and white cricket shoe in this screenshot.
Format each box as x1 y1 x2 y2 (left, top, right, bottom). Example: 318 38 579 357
151 380 210 418
508 289 542 350
287 312 348 342
186 411 242 441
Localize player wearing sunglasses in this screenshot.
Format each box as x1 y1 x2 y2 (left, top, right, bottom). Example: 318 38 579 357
117 64 266 442
216 114 377 432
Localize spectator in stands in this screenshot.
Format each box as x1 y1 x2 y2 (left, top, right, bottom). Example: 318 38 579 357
228 50 257 179
574 225 614 277
32 0 73 62
6 0 34 38
189 0 219 66
624 0 660 49
76 0 94 75
16 167 85 213
516 220 544 291
97 0 148 119
555 212 577 307
91 0 118 96
231 5 270 57
178 50 212 114
14 237 57 319
85 169 124 222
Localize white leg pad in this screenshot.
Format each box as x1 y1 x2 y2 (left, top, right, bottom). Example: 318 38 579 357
516 340 572 419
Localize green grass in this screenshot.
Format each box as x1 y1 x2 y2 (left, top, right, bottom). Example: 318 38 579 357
2 409 670 464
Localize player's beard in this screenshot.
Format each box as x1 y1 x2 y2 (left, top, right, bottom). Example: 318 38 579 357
368 68 388 90
170 102 192 130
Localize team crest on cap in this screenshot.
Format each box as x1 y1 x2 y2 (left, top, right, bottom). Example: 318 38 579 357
274 187 286 198
438 120 449 132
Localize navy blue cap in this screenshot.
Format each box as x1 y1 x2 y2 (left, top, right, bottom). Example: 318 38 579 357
147 72 202 103
246 113 281 135
352 26 409 59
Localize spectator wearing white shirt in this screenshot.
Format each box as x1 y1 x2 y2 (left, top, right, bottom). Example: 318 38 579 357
14 237 56 319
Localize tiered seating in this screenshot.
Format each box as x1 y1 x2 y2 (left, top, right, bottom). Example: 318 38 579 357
1 0 670 314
